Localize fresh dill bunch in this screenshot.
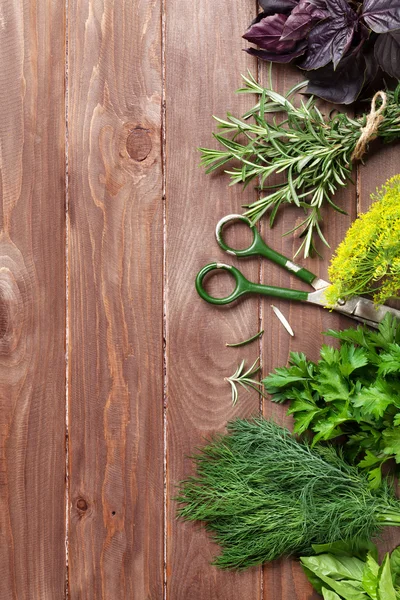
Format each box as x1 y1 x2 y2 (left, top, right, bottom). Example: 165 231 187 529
176 418 400 570
200 73 400 258
326 175 400 306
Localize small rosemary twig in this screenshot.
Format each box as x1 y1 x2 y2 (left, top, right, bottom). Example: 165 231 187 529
226 329 264 348
225 358 266 405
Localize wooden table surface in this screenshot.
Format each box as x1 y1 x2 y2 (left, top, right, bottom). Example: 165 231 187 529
0 1 399 598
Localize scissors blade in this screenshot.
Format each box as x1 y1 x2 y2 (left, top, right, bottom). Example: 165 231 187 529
307 288 400 328
349 297 400 327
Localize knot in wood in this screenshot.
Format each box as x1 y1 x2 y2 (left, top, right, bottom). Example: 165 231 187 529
76 498 88 512
126 127 152 162
0 266 24 354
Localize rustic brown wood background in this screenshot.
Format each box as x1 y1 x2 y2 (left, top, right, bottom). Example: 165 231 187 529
0 1 399 598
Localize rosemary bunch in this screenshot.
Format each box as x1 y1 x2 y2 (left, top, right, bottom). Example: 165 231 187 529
200 73 400 258
177 419 400 570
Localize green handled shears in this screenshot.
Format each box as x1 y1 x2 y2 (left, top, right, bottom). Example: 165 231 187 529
195 214 400 329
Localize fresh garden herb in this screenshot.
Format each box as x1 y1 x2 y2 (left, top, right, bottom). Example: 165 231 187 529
200 74 400 257
271 304 295 336
300 540 400 599
225 358 265 405
244 0 400 104
263 314 400 488
226 328 264 347
326 175 400 306
176 418 400 570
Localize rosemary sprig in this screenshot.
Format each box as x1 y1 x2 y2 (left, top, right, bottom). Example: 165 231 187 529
200 72 400 258
225 357 265 405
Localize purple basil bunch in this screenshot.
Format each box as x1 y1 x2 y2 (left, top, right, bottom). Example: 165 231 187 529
243 0 400 104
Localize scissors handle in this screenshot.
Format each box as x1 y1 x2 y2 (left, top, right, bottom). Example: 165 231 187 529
216 214 316 286
196 263 309 305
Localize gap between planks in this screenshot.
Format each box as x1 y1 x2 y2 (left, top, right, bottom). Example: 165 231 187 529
65 0 70 596
161 0 168 598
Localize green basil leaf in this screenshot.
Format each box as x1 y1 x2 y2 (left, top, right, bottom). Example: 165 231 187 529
302 565 324 594
390 546 400 586
300 558 365 600
322 588 343 600
377 554 397 600
362 553 380 599
314 574 365 600
312 541 378 561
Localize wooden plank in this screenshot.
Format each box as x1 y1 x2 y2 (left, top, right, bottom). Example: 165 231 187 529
67 1 164 597
259 65 358 599
165 1 262 598
0 1 66 598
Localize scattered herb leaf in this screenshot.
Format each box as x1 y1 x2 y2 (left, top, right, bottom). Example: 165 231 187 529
271 305 294 336
226 329 264 347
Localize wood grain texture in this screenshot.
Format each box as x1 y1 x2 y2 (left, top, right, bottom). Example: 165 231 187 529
67 1 164 598
165 1 263 598
0 1 66 598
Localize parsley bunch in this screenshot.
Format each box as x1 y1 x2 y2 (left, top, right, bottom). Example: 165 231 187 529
263 315 400 489
326 175 400 306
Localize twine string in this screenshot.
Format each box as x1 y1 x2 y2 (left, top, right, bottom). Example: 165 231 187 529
351 91 387 162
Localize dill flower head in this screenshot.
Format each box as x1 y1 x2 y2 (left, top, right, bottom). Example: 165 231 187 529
326 175 400 306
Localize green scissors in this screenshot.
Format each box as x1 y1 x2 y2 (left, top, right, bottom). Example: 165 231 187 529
195 214 400 329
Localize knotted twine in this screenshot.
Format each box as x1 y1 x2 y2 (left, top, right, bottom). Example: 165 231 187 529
351 91 387 162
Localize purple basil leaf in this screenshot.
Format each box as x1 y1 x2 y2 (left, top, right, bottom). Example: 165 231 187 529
245 40 307 62
362 0 400 34
299 0 357 70
299 21 335 69
308 0 327 8
325 0 353 19
331 22 357 68
374 30 400 78
249 11 271 26
299 20 353 69
352 22 370 53
259 0 298 14
363 49 380 87
243 14 297 52
326 0 358 67
281 0 328 41
305 52 366 104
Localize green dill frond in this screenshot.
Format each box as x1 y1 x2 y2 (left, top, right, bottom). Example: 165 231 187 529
176 419 400 570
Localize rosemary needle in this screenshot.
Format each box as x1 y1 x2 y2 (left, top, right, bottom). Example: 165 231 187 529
271 305 294 336
226 329 264 348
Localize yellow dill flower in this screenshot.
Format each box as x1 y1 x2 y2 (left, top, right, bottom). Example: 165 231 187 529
326 175 400 306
